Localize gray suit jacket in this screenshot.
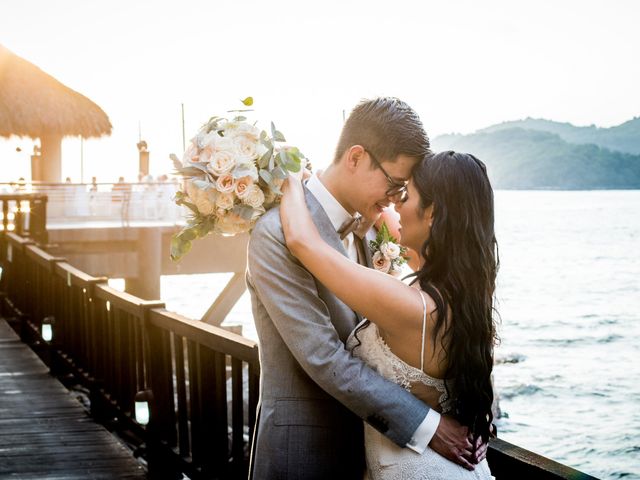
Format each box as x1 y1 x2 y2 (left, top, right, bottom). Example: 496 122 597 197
246 188 430 479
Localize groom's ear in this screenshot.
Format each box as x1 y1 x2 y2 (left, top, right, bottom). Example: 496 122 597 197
345 145 366 172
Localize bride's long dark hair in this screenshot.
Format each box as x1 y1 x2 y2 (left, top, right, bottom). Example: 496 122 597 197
411 151 499 443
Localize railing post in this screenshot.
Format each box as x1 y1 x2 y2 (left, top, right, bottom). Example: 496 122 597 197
44 256 66 377
30 195 49 245
141 302 181 480
85 278 109 423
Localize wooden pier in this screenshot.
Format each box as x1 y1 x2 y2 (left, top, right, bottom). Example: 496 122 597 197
0 318 145 479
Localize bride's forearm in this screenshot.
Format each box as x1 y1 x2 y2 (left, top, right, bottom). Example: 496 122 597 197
280 176 319 258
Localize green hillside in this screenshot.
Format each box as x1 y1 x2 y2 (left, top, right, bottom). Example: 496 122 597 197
479 117 640 155
432 128 640 190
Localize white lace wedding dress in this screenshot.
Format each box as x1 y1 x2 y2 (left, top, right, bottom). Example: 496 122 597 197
346 291 493 480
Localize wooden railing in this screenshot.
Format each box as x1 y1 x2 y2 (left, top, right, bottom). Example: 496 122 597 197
0 230 600 480
0 232 259 479
0 193 48 244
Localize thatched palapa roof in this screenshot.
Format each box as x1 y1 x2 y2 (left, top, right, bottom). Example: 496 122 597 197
0 44 112 139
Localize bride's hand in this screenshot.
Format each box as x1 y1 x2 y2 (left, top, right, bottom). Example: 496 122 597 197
429 415 476 470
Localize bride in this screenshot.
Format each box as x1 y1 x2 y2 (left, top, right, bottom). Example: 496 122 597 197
279 150 497 479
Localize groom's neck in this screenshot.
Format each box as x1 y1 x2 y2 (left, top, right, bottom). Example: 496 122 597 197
319 165 356 215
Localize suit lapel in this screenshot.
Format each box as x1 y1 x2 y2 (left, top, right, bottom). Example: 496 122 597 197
304 187 349 258
303 187 362 326
360 229 375 269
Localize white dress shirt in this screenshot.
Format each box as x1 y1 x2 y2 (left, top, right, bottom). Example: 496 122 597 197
305 173 441 453
306 174 359 261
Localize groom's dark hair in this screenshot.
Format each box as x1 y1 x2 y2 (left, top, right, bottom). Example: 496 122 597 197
333 97 431 164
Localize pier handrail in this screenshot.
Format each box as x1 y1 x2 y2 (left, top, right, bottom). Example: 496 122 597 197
1 231 260 479
0 192 48 245
0 230 599 480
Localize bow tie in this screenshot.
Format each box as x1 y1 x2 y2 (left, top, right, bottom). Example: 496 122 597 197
337 215 376 240
337 215 362 240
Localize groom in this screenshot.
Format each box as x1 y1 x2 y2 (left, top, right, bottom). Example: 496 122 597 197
246 97 483 478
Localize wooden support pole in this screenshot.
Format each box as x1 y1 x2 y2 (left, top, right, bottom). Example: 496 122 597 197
200 272 246 326
125 228 162 300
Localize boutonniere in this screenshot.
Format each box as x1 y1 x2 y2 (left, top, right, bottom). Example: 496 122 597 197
369 222 407 276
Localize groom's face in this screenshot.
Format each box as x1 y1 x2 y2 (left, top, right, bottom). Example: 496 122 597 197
352 152 417 221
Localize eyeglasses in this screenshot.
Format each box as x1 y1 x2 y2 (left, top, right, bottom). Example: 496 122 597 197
365 149 409 202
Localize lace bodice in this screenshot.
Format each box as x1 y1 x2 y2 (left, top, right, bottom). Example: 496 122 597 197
347 320 454 414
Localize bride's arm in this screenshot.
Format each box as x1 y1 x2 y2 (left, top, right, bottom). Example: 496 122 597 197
280 176 425 335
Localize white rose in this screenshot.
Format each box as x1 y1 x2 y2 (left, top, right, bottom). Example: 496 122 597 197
235 176 254 199
199 146 213 164
372 251 391 273
201 130 219 148
182 142 199 165
212 136 235 152
216 212 251 236
225 122 261 141
243 184 265 209
233 135 259 163
184 179 199 202
216 192 235 210
193 189 217 216
207 150 236 176
380 242 401 260
215 174 236 193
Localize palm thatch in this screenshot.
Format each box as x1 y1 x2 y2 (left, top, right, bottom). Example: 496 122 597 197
0 44 112 139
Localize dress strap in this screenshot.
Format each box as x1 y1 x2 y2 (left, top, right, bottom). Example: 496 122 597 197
418 290 428 373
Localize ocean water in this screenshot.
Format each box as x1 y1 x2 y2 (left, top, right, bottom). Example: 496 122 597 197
157 190 640 480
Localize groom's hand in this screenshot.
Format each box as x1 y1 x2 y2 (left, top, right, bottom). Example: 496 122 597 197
429 415 476 470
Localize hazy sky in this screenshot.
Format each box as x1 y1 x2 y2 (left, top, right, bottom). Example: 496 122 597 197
1 0 639 182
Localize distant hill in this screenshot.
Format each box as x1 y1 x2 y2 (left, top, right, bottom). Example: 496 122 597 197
432 128 640 190
479 117 640 155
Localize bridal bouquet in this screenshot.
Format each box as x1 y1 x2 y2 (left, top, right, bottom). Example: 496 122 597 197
170 99 305 260
369 223 408 276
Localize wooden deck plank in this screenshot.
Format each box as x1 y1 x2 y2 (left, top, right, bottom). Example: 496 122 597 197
0 319 146 479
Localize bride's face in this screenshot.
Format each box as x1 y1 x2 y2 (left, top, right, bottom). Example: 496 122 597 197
394 180 433 253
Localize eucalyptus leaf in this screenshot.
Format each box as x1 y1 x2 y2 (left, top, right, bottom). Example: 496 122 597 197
193 179 214 190
285 161 301 173
179 228 197 242
170 235 192 261
259 169 273 185
269 181 283 195
232 164 258 180
261 136 273 150
278 150 288 166
258 147 273 169
234 116 247 122
174 166 204 177
180 200 199 216
232 204 255 221
185 162 210 174
272 165 288 180
170 153 182 170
